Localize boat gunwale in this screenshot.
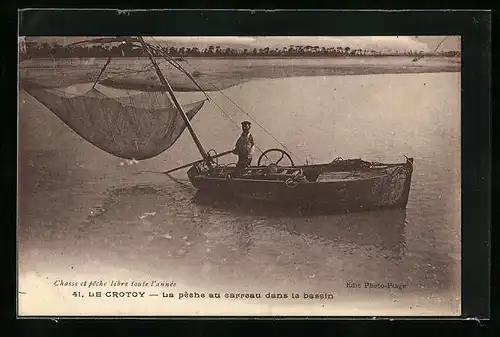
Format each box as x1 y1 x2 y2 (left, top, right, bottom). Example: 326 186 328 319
189 159 412 183
190 168 410 185
239 161 410 171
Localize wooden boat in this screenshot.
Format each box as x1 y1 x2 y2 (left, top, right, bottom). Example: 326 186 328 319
21 36 414 213
187 151 413 212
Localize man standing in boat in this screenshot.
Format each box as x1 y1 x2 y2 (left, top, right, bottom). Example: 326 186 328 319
232 121 255 177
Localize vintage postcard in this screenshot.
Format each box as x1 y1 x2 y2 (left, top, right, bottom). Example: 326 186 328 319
18 35 461 316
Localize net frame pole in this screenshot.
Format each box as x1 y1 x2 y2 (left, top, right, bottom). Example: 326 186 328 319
137 36 211 164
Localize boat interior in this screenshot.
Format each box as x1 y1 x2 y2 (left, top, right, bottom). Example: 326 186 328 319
210 165 307 181
208 163 393 183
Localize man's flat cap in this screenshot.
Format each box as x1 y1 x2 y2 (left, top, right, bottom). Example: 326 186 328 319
241 121 251 126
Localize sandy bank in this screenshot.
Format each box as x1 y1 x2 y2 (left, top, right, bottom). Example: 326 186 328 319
19 56 460 92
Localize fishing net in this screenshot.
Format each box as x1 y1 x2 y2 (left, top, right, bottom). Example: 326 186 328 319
19 37 207 160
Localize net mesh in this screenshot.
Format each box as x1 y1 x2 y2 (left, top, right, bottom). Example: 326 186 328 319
19 48 207 160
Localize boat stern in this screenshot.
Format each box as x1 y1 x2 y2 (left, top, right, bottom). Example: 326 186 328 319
368 157 414 209
398 156 414 207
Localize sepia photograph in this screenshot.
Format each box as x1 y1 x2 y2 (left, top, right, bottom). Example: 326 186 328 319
18 35 461 316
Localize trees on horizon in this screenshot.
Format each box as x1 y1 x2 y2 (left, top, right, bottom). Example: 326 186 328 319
23 41 460 58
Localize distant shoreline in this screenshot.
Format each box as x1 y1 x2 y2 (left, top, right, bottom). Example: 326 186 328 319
21 55 460 61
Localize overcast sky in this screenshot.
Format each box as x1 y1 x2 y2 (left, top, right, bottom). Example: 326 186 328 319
22 36 460 52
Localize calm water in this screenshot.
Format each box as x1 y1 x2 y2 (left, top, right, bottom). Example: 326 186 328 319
18 71 461 315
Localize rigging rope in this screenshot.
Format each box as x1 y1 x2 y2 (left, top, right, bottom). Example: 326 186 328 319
413 36 451 62
148 39 273 160
202 79 305 165
158 52 271 160
94 57 171 82
149 37 305 165
92 56 112 89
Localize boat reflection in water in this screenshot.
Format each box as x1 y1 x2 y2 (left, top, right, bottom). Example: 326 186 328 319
193 190 408 259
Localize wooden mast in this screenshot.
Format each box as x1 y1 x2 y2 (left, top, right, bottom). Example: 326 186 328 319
137 36 211 164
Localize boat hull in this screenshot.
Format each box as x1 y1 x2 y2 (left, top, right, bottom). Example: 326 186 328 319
187 158 414 213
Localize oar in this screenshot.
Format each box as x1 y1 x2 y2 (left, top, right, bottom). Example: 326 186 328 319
162 149 234 174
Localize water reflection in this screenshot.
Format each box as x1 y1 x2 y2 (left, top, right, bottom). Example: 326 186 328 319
193 190 408 259
285 209 408 259
88 184 408 262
